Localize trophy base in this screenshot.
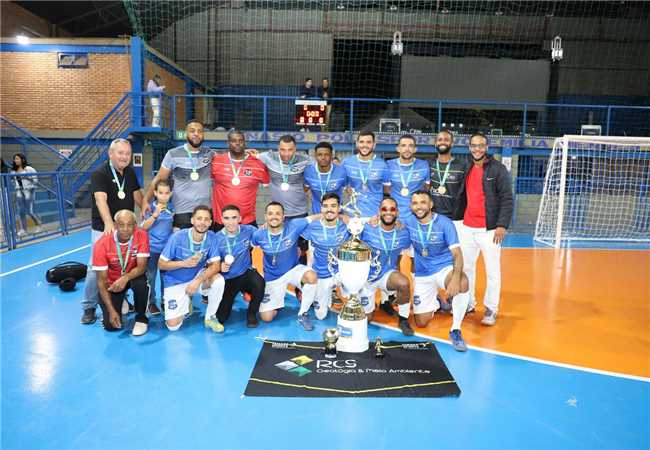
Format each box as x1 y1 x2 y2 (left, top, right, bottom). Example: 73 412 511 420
336 316 369 353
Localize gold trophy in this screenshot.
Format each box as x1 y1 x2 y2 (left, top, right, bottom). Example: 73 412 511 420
323 328 340 359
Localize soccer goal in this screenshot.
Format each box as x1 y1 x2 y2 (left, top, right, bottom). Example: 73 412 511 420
534 135 650 247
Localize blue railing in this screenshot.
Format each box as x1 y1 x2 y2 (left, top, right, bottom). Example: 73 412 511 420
170 94 650 140
1 171 93 250
0 116 69 169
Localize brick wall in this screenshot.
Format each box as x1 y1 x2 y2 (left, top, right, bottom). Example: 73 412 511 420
0 51 130 131
145 59 186 129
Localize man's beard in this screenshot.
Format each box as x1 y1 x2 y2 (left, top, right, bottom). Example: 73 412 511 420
471 153 486 162
436 145 451 155
187 137 204 148
380 215 396 226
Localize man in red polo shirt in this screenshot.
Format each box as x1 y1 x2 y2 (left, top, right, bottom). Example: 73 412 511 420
457 132 513 326
211 129 269 230
93 209 150 336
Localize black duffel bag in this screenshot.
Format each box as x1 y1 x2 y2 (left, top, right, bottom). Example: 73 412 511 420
46 262 87 291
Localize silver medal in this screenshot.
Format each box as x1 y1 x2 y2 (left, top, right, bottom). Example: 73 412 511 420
232 177 241 186
281 182 290 191
400 187 409 197
117 191 126 200
190 171 199 181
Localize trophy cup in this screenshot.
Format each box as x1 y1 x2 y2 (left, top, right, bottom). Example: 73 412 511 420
328 195 381 353
323 328 339 358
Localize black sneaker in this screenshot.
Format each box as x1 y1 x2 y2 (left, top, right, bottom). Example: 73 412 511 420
399 318 414 336
81 308 96 325
246 314 259 328
380 301 396 317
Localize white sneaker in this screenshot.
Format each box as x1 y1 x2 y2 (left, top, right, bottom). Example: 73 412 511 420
132 321 148 336
481 308 497 326
17 229 27 237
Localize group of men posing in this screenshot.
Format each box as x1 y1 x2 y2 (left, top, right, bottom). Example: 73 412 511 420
81 120 512 352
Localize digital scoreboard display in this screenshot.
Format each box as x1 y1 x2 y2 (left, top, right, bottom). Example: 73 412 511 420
295 99 327 126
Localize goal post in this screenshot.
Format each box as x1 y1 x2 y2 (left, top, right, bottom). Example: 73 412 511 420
534 135 650 247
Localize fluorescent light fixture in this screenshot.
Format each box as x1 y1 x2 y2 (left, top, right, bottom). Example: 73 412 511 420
16 35 30 45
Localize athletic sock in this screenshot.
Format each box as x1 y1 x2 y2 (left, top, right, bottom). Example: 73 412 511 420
451 291 469 331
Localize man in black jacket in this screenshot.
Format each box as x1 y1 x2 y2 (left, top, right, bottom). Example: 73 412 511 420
456 132 513 326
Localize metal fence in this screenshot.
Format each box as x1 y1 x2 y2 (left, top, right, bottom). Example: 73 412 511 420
1 171 92 250
172 95 650 138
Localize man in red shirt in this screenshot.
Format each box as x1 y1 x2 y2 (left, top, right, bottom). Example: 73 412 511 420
211 129 269 230
457 133 513 326
93 210 151 336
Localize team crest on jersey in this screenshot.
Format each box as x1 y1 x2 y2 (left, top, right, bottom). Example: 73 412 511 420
413 295 421 306
168 299 178 310
203 157 210 164
262 293 271 303
244 168 253 177
360 296 369 306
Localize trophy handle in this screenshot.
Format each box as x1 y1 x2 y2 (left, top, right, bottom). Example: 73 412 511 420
369 250 382 280
342 189 362 218
327 248 338 278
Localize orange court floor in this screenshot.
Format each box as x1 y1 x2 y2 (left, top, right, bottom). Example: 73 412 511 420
252 246 650 379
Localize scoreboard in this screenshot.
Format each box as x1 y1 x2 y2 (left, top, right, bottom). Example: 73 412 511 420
295 99 327 126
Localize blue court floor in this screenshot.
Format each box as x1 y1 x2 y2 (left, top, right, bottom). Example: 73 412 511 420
1 230 649 450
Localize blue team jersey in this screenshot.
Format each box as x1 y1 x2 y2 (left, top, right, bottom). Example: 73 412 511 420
403 214 459 277
302 220 350 278
160 229 220 288
213 224 256 280
303 163 347 213
386 158 430 220
251 218 311 282
360 224 412 282
342 155 390 217
142 200 175 254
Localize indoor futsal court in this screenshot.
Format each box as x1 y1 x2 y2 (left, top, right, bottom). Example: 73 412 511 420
2 1 650 450
1 230 648 449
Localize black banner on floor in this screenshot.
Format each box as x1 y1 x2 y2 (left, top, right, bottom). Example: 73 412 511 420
244 340 460 398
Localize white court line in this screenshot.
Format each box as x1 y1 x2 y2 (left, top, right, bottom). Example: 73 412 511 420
0 244 91 278
370 321 650 384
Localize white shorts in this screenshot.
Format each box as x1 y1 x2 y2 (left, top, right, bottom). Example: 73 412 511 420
360 270 398 313
412 265 454 315
260 265 311 313
163 281 209 321
314 275 339 320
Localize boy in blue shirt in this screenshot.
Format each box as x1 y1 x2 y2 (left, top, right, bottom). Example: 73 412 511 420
213 205 265 328
141 179 174 315
252 202 319 331
404 190 471 352
158 205 225 332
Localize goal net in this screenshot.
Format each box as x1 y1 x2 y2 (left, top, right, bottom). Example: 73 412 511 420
534 135 650 247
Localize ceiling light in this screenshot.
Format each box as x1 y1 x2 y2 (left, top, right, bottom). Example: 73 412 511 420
16 35 30 45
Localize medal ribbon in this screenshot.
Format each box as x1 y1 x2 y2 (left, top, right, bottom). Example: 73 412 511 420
398 161 415 190
316 163 333 198
113 232 133 275
229 154 248 180
279 155 295 185
109 161 125 196
357 155 374 187
435 159 453 189
187 228 205 254
417 216 435 255
183 144 199 177
267 228 285 262
222 227 240 256
322 219 339 241
379 227 398 266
